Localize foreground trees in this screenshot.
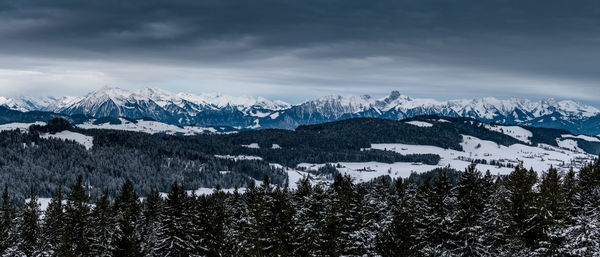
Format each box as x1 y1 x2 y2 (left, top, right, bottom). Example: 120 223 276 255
0 158 599 256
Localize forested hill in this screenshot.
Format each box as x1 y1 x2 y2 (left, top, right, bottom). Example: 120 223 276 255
1 116 599 202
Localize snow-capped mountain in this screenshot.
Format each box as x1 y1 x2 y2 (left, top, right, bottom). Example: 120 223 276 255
1 88 599 135
0 96 57 112
262 91 600 135
44 87 291 127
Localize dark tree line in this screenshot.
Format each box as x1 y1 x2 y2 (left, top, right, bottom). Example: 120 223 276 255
0 130 287 202
1 158 599 256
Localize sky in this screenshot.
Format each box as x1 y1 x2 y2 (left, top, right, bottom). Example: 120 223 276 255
0 0 599 105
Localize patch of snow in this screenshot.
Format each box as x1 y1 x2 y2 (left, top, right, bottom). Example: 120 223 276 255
247 119 261 129
562 134 600 143
41 131 94 150
406 121 433 127
214 155 263 161
556 139 583 153
78 118 216 135
484 124 532 144
0 122 45 132
269 112 280 119
372 134 594 175
25 198 53 211
250 111 271 118
242 143 260 149
271 144 281 149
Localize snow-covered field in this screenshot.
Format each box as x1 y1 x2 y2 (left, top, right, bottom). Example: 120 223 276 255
41 131 94 150
296 134 596 184
556 139 583 153
0 122 45 132
242 143 260 149
298 161 456 183
78 118 216 135
373 135 594 174
562 134 600 142
484 124 532 144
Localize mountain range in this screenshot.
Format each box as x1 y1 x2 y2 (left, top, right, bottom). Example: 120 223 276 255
1 87 599 135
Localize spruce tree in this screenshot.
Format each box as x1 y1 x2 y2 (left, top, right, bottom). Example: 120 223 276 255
535 167 566 255
269 185 295 256
376 179 416 257
155 182 194 256
0 185 15 254
90 189 114 256
412 177 435 255
206 186 227 256
244 175 274 256
322 174 354 256
42 185 65 255
291 177 315 256
430 171 455 255
18 188 42 256
501 166 538 251
223 187 247 256
452 164 487 256
111 180 143 256
141 188 163 256
61 175 93 256
560 159 600 255
190 192 209 255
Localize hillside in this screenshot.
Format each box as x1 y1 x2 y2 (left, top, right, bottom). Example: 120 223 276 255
0 116 598 202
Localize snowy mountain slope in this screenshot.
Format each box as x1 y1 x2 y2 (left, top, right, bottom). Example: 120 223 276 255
0 96 57 112
261 91 600 134
484 124 532 144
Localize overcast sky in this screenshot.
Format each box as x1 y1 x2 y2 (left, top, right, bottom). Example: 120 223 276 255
0 0 599 105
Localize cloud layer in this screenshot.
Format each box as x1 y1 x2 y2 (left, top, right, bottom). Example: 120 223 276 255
0 0 599 104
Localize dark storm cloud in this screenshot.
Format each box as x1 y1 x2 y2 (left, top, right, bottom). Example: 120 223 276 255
0 0 599 103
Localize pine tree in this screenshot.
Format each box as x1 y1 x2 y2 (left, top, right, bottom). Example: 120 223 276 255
206 186 228 256
376 179 416 257
534 167 566 255
244 175 274 256
17 188 42 256
111 180 143 256
412 177 435 255
269 185 295 256
358 178 390 255
60 175 93 256
291 177 315 256
560 159 600 255
141 188 163 256
347 183 369 256
322 174 354 256
191 192 210 255
223 187 247 256
431 171 455 255
501 166 539 252
155 182 194 256
0 185 16 254
42 185 65 255
479 171 509 255
452 164 487 256
90 189 114 256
